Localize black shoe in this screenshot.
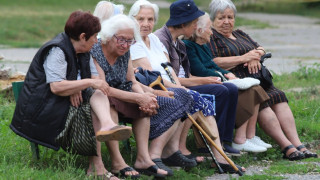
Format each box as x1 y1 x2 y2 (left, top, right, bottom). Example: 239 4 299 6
282 145 305 161
223 143 241 156
135 165 166 178
296 145 318 158
152 158 174 176
162 150 197 168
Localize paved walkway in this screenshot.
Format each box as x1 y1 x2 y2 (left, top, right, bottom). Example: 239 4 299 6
1 13 319 75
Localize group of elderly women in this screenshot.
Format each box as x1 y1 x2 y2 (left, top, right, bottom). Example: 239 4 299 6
10 0 317 179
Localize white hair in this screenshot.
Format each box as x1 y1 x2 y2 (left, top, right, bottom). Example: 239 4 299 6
100 14 142 44
209 0 237 21
93 1 125 23
128 0 159 24
196 13 210 35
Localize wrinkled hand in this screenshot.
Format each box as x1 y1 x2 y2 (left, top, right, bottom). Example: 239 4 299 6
245 60 261 74
224 73 238 80
70 91 82 107
202 77 223 84
137 93 159 116
91 79 110 95
241 49 260 63
153 90 174 98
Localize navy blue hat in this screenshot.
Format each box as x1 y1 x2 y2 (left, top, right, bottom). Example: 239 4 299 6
166 0 205 26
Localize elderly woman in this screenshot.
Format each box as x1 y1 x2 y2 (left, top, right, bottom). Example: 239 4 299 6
208 0 317 160
90 14 195 178
93 0 124 24
183 13 271 153
10 11 132 179
154 0 242 157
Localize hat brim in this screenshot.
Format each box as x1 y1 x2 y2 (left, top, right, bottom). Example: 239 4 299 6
166 9 204 26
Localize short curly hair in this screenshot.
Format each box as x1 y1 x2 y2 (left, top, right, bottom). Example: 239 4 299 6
64 10 101 41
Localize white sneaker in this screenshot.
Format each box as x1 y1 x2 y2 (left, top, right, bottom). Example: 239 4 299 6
232 140 267 153
248 136 272 149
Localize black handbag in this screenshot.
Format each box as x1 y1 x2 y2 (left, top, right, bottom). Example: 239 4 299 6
135 67 163 89
246 53 273 89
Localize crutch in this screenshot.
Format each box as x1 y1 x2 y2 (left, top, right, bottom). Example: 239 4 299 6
159 62 243 175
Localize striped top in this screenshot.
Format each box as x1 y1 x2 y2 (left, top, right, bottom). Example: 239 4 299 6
208 28 260 59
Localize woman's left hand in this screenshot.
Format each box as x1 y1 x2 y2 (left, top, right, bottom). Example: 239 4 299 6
70 91 83 107
244 60 261 74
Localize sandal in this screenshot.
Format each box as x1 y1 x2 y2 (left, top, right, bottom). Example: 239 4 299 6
185 153 205 163
152 158 173 176
111 166 140 179
213 163 245 174
161 150 197 168
135 165 166 178
296 145 318 158
282 145 305 161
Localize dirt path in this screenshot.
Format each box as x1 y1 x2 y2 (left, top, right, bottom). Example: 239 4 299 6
237 13 320 74
1 13 319 75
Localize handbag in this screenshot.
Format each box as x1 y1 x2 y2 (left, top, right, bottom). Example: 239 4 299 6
246 53 273 89
135 67 163 89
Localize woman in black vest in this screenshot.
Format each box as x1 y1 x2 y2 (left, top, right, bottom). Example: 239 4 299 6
10 11 132 179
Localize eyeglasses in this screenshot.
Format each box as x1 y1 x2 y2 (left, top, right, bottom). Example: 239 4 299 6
113 35 136 46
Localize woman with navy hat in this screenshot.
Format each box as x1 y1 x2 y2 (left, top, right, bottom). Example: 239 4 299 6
154 0 245 172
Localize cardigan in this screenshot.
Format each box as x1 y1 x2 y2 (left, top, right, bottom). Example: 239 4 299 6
183 40 230 77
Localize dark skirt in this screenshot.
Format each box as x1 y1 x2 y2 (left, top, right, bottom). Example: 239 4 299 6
149 88 193 140
231 65 288 110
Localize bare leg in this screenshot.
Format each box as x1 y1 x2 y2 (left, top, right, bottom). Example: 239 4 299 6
178 112 205 162
106 107 139 176
178 112 199 154
271 103 304 149
162 120 186 158
258 107 296 156
233 121 248 144
87 103 110 177
133 117 167 175
149 120 180 160
246 104 259 139
90 90 117 131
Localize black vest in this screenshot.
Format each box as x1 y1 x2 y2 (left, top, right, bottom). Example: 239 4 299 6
10 33 91 150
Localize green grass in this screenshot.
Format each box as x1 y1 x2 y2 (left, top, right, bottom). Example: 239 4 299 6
0 0 272 48
1 66 320 179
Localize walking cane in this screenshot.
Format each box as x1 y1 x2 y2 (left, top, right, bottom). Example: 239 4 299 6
157 62 243 176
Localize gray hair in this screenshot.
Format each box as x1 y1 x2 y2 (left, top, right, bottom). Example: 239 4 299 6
100 14 141 44
93 1 125 23
128 0 159 24
209 0 237 21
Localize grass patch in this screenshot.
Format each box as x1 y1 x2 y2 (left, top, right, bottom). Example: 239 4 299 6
0 0 271 48
1 66 320 179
